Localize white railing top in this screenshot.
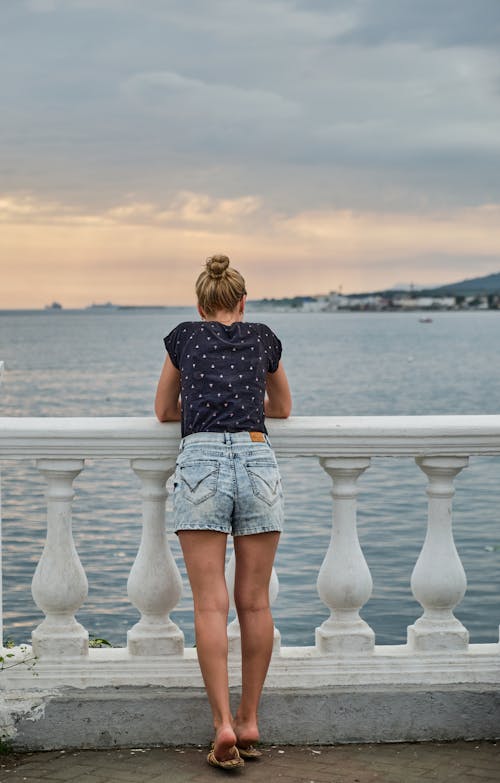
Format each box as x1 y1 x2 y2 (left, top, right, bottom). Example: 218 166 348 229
2 415 500 458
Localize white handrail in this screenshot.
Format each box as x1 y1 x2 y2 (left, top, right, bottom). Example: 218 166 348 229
2 414 500 458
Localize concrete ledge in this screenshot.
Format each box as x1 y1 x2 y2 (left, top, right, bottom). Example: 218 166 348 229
5 684 500 750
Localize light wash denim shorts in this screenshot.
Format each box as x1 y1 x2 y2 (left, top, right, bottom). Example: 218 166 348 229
172 431 284 536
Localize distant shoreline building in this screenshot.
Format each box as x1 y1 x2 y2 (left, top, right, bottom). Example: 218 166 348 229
248 291 499 313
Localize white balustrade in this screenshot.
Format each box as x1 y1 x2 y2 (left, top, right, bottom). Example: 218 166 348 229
31 459 88 658
1 415 500 679
225 551 280 654
407 456 469 652
4 417 500 745
127 458 184 656
316 457 375 654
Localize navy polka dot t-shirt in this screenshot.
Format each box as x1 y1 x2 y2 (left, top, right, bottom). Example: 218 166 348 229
164 321 282 437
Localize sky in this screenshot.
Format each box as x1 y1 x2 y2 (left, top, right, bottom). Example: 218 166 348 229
1 0 500 307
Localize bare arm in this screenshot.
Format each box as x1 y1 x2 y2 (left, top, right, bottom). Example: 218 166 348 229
264 361 292 418
155 355 182 422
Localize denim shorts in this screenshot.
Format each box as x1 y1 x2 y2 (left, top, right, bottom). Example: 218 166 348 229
172 431 284 536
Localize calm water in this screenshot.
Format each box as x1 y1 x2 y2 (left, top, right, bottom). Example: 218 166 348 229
1 309 500 647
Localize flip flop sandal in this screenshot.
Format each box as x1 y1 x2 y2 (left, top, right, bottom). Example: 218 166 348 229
237 744 262 759
207 745 245 770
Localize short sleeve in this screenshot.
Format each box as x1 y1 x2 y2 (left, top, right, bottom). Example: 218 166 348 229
265 327 282 373
163 324 182 369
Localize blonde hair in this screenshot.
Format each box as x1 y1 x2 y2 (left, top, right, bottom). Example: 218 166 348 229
195 255 246 316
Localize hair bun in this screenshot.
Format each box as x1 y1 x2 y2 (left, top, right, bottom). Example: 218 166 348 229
206 254 230 279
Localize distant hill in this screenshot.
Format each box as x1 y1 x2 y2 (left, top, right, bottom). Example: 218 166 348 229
424 272 500 296
350 271 500 298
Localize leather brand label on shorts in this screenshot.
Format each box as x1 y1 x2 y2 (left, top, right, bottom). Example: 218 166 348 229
249 431 265 442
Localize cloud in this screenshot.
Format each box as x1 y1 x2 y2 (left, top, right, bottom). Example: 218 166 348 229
323 0 500 49
26 0 57 12
105 191 262 227
0 195 73 221
3 0 499 216
276 203 500 260
0 191 262 229
2 191 500 307
123 70 299 122
3 1 500 304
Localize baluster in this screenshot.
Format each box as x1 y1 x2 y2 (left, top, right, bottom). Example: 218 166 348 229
226 552 281 654
407 456 469 652
316 457 374 654
127 458 184 656
31 459 88 657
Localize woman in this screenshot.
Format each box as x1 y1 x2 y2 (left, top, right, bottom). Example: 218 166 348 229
155 254 291 769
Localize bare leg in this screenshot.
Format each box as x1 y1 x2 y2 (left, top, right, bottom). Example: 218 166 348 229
178 530 237 762
233 531 280 748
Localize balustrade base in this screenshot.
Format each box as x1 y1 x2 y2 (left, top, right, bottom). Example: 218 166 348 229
407 621 469 653
31 625 89 659
315 623 375 655
127 625 184 657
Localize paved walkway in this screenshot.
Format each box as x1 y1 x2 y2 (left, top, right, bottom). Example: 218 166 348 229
0 741 499 783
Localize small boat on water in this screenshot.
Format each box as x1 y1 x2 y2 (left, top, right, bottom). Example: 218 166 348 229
419 317 433 323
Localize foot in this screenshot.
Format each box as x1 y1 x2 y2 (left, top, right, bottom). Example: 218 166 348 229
233 716 259 751
213 724 238 763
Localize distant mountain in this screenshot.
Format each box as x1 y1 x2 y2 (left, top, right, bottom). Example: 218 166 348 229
424 272 500 296
388 282 434 292
350 271 500 298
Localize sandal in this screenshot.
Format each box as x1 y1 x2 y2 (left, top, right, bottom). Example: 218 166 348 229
237 744 262 759
207 744 245 770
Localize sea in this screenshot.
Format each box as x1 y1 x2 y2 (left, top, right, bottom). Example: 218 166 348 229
1 308 499 648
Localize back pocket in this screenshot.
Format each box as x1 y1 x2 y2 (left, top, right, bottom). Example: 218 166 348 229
179 461 219 504
245 461 281 506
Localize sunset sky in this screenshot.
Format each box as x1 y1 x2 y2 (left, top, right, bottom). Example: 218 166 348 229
2 0 500 308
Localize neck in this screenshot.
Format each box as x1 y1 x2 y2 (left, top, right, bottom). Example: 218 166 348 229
208 309 243 325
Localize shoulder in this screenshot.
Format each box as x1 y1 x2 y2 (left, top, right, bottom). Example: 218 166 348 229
247 322 281 341
165 321 201 338
245 321 275 333
164 321 201 350
175 321 201 332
